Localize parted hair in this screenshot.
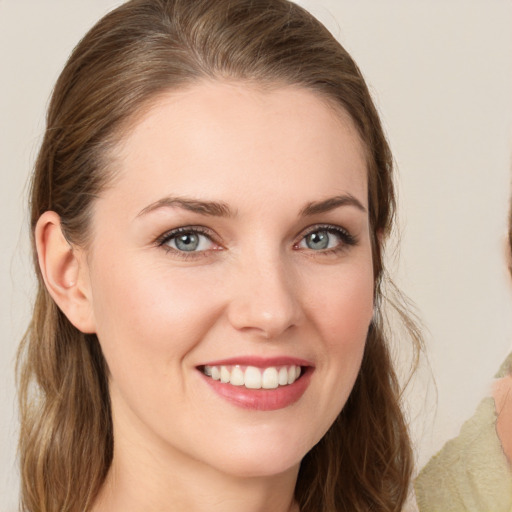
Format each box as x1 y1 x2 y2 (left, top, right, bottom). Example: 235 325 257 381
17 1 421 510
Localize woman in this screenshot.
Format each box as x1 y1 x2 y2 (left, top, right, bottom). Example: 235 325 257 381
17 0 421 510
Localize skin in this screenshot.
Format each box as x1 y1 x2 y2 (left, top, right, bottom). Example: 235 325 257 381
37 82 374 512
494 374 512 464
493 245 512 465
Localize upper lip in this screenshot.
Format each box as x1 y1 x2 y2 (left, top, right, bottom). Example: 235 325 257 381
197 356 313 368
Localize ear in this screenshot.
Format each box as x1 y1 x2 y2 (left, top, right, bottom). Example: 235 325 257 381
35 211 96 333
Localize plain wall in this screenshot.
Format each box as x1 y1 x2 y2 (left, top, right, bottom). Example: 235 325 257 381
1 1 511 509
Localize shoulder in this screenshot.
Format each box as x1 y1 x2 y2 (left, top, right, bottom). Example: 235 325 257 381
415 396 512 511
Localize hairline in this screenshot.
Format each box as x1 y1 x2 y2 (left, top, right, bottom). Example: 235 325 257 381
100 76 371 199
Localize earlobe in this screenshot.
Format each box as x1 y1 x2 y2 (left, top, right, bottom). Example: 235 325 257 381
35 211 96 333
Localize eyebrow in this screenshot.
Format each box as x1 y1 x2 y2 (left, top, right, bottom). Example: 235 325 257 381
137 193 366 219
299 194 367 216
137 196 234 218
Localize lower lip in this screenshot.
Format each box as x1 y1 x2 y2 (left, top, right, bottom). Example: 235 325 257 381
200 368 313 411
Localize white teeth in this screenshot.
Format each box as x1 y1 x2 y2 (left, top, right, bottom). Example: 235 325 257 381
245 366 262 389
278 367 289 386
220 366 230 383
287 366 296 385
211 366 220 380
202 364 303 389
262 367 279 389
230 366 244 386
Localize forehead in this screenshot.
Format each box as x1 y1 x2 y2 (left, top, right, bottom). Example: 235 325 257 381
106 81 368 214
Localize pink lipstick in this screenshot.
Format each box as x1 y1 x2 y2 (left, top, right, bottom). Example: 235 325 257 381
197 357 313 411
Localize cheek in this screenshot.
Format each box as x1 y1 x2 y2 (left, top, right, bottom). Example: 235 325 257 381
88 256 222 377
304 259 374 413
309 260 374 348
87 258 226 434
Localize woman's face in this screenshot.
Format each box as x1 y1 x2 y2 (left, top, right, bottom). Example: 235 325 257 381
83 81 374 478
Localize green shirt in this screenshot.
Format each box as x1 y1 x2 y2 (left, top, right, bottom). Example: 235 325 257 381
415 397 512 511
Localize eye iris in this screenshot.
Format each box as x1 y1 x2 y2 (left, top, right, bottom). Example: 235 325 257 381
306 231 329 250
175 233 199 251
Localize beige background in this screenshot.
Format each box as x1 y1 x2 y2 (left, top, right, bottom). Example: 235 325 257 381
1 1 511 509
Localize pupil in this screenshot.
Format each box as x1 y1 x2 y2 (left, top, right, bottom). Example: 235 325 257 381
176 233 199 251
307 231 329 250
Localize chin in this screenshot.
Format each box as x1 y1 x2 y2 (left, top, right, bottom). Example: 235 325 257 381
213 451 302 480
199 427 316 479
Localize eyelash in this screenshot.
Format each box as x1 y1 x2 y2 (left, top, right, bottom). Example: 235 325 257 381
296 224 358 254
155 224 357 260
156 226 221 260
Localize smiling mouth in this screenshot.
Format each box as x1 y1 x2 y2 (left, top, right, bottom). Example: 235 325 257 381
200 364 302 390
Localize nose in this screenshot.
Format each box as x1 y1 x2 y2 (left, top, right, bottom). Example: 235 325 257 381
226 253 302 339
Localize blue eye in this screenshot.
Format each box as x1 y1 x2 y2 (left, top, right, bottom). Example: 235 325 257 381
304 230 331 250
298 226 355 252
160 228 215 253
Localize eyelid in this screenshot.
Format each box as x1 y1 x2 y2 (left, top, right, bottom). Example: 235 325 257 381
298 223 352 239
154 223 357 259
155 225 222 256
294 223 357 250
156 225 214 243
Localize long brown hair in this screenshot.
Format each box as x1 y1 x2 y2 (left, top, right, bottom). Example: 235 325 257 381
17 1 421 510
